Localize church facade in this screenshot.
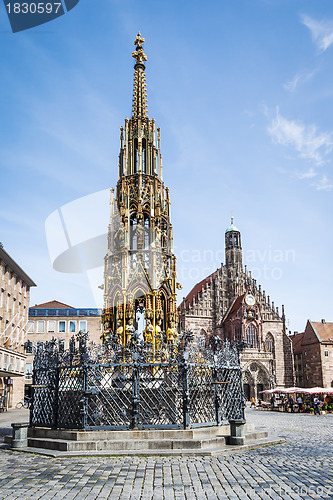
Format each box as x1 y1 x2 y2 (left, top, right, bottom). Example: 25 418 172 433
179 220 294 400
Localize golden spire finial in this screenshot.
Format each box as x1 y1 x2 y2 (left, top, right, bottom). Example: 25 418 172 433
131 33 148 118
132 32 147 69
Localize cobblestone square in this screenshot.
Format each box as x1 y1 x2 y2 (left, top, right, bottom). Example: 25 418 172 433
0 408 332 499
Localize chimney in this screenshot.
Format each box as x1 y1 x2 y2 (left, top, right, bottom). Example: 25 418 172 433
321 319 326 325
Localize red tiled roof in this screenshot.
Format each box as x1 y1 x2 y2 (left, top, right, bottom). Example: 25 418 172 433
291 332 304 353
311 321 333 343
30 300 74 309
179 269 220 311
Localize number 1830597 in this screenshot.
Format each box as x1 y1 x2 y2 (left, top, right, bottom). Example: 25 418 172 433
6 2 62 14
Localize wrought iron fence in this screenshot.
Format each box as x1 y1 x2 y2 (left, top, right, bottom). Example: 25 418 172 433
29 332 245 430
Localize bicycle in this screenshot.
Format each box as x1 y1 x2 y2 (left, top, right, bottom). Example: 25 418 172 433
16 398 31 409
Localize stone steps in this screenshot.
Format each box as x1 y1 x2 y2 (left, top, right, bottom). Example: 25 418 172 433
3 424 275 457
25 435 229 452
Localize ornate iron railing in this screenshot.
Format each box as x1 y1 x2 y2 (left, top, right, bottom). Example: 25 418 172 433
28 332 245 430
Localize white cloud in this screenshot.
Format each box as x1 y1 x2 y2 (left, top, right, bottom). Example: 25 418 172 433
284 73 302 92
301 14 333 52
312 175 333 191
268 108 333 166
296 168 317 179
283 70 316 92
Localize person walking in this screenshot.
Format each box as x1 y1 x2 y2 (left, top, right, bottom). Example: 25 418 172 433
297 396 303 412
313 397 321 415
270 395 275 410
288 396 295 412
250 397 256 408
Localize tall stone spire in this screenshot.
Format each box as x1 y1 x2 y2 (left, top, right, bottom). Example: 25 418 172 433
102 35 179 350
132 33 148 118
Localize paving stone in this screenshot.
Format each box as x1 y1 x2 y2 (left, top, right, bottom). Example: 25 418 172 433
0 409 332 499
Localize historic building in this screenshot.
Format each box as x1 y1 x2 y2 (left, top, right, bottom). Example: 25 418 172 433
0 245 36 408
179 219 294 400
26 300 102 395
101 34 180 348
292 320 333 388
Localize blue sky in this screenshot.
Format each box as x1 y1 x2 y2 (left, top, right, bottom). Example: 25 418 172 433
1 0 333 333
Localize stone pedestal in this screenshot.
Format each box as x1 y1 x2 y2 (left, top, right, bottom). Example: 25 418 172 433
227 419 246 445
11 422 29 448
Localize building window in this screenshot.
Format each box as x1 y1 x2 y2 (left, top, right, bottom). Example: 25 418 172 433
58 321 66 333
37 320 45 333
246 324 258 349
234 325 242 342
324 350 329 357
25 362 32 380
79 320 87 333
27 321 34 333
265 333 274 353
69 321 76 333
8 270 11 285
47 320 56 333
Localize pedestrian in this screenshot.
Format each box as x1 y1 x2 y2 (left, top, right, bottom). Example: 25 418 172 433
270 395 275 410
288 396 295 412
313 397 321 415
250 397 256 407
297 396 303 412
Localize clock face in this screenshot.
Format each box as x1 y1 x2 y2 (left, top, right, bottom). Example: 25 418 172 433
245 294 256 306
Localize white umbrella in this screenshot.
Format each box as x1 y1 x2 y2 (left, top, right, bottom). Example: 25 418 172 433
301 387 333 394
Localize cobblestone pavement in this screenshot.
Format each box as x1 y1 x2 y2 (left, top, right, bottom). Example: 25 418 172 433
0 408 332 499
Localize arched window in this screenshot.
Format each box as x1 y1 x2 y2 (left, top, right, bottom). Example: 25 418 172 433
265 333 274 353
246 324 258 348
142 138 146 173
234 324 242 342
229 235 232 246
234 235 238 246
133 138 138 173
130 216 137 250
144 215 150 250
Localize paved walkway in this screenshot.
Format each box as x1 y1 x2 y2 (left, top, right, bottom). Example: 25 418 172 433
0 408 332 499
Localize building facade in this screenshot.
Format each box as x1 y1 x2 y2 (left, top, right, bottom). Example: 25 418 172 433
101 34 180 348
0 245 36 408
292 320 333 388
179 219 294 400
26 300 102 395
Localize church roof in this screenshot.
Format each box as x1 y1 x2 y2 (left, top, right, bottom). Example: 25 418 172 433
225 217 240 233
180 269 219 310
